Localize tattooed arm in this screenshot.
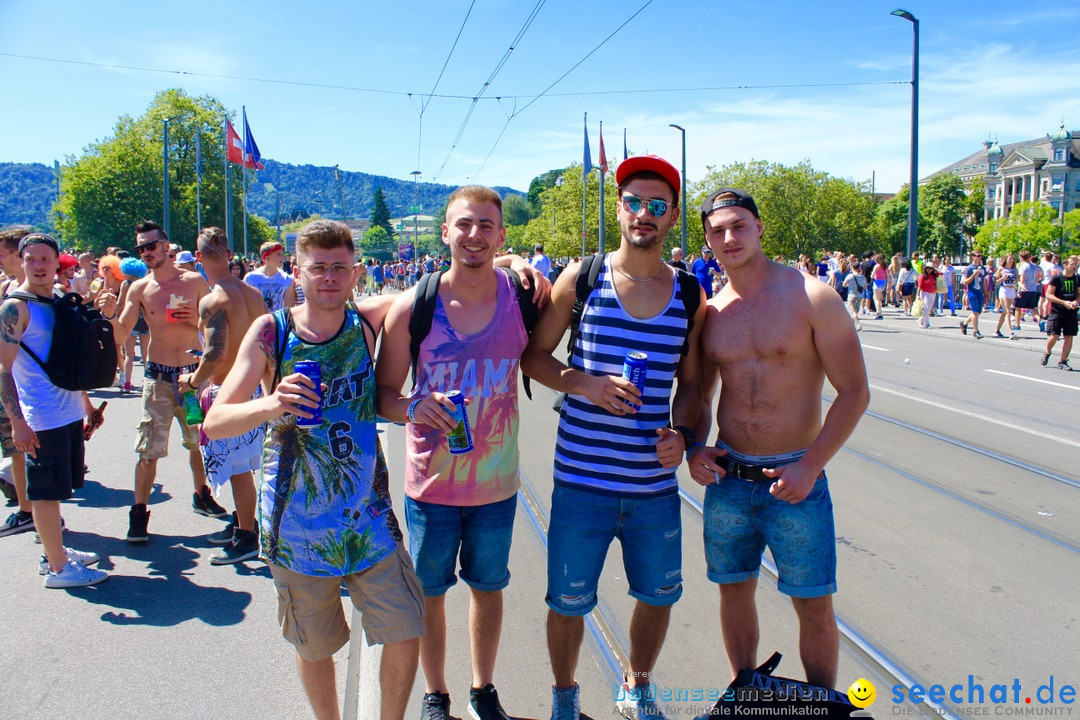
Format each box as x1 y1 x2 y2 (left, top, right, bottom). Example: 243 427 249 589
179 294 228 389
0 299 37 457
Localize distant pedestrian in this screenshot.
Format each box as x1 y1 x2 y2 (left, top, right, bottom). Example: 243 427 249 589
1041 255 1078 370
993 253 1018 339
959 252 987 340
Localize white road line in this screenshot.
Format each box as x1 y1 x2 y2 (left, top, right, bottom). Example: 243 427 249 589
985 369 1080 391
861 344 891 352
869 383 1080 449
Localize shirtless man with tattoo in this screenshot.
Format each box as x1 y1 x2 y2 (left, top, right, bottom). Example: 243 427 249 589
687 189 869 693
174 227 269 564
100 221 220 542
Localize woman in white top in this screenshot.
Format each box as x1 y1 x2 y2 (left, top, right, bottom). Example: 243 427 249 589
993 253 1019 339
895 259 917 316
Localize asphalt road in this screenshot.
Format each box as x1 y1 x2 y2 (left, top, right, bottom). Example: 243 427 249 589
1 302 1077 720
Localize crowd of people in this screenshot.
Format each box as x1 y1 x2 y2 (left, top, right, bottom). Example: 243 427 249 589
1 151 1075 720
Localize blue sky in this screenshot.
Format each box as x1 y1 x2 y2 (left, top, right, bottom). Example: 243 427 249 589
1 1 1078 194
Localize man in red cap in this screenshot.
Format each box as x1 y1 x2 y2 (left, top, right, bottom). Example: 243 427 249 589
244 241 296 312
522 155 706 720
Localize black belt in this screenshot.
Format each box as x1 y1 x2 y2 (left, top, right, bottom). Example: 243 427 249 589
722 456 779 482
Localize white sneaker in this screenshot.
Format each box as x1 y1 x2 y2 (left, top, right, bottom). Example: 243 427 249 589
44 559 108 588
39 547 100 575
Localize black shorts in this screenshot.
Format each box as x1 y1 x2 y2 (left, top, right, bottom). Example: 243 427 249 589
1015 291 1039 310
901 282 915 297
26 419 85 502
1046 310 1079 337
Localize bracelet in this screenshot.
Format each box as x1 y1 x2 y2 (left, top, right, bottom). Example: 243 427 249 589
406 397 422 423
686 442 703 457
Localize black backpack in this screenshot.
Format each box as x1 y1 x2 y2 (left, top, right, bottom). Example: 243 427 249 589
10 291 118 391
409 266 538 399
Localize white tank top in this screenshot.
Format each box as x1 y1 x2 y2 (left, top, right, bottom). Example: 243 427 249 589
12 301 84 432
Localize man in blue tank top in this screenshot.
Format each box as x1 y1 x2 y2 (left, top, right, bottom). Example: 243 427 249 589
523 155 707 720
203 220 423 720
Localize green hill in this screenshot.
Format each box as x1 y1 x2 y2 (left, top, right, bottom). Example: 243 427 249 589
0 159 523 229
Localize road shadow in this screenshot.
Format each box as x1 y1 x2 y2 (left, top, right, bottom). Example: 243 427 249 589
58 529 255 627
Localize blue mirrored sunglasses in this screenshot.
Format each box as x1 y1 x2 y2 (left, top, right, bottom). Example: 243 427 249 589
620 195 670 218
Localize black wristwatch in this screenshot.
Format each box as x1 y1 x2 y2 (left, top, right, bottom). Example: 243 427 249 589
673 425 696 448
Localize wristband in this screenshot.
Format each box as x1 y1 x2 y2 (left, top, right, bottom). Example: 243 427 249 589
673 424 697 448
686 442 703 457
406 398 422 424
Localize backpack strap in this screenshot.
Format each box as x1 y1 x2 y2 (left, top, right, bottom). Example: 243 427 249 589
409 269 444 391
7 290 52 371
564 253 605 361
270 307 294 393
497 266 538 400
675 269 701 355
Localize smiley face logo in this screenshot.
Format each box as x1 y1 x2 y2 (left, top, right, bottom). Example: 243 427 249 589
847 678 876 708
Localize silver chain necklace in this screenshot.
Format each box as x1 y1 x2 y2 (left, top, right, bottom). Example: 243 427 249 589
612 263 666 282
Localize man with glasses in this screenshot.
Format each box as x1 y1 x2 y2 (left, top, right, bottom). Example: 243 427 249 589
688 188 868 697
100 221 223 542
959 252 987 340
522 155 706 720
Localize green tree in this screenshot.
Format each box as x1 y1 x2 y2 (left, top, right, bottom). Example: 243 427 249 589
520 167 629 261
54 88 263 255
358 224 396 261
369 187 394 238
527 168 569 215
975 201 1061 258
502 194 533 226
919 174 969 259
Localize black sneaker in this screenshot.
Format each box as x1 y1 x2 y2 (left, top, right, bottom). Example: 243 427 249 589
207 512 238 545
1059 361 1073 372
423 692 451 720
127 504 150 543
193 486 229 518
470 684 511 720
210 528 260 565
0 510 34 537
960 322 968 335
1042 353 1051 366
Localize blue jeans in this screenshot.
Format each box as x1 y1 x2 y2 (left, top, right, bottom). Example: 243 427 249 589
546 484 682 616
704 473 836 598
404 495 516 596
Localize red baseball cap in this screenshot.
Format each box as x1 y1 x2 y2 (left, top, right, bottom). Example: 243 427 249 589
615 155 681 201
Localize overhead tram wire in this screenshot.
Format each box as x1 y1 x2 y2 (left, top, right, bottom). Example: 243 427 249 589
0 52 904 101
468 0 654 181
412 0 476 173
430 0 547 182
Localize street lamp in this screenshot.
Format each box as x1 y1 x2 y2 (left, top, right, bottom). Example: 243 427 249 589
669 124 687 257
892 8 919 258
162 114 183 241
411 170 421 258
553 176 565 243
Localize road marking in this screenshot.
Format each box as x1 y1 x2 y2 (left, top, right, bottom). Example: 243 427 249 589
985 369 1080 392
869 384 1080 450
861 344 891 351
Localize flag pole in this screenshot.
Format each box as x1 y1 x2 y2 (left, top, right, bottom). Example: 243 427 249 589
581 113 589 260
598 121 605 255
195 127 202 231
242 106 249 259
224 118 232 247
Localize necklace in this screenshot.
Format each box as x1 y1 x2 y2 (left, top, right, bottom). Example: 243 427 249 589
613 263 666 282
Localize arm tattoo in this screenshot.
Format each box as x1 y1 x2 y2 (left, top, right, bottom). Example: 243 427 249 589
256 319 277 361
0 303 20 346
0 373 24 422
202 309 229 364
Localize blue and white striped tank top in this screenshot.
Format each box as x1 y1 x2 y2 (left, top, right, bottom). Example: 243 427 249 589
554 255 690 497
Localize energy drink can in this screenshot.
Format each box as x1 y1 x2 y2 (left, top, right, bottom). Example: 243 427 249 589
622 351 648 406
445 391 473 454
294 360 322 427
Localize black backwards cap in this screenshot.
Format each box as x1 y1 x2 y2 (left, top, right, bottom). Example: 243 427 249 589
700 188 760 230
17 233 60 257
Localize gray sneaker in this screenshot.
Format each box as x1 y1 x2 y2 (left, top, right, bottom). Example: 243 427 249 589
45 559 107 589
0 510 34 537
616 681 669 720
551 684 580 720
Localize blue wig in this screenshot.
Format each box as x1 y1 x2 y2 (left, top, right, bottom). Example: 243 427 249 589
120 257 148 279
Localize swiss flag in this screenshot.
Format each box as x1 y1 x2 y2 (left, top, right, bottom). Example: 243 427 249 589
226 120 262 169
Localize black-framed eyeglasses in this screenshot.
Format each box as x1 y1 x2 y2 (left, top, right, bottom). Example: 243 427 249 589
620 195 670 218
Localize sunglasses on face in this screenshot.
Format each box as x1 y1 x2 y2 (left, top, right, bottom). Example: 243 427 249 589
138 242 160 253
620 195 670 218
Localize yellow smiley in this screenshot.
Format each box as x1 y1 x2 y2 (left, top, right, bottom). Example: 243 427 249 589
848 678 876 708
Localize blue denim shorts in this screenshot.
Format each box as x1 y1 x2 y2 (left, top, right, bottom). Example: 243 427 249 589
546 484 682 616
703 471 836 598
967 290 984 314
404 495 516 596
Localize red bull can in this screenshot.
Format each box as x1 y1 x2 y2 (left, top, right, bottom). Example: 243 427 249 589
622 351 648 406
294 360 322 427
445 390 473 454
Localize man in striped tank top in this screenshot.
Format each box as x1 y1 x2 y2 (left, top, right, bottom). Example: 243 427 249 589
523 155 707 720
688 189 869 693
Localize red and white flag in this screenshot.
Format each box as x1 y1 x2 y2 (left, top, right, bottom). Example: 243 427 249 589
598 122 608 176
226 119 262 169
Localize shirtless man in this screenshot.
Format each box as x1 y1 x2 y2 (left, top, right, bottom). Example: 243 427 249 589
173 227 268 564
687 189 869 691
102 221 222 542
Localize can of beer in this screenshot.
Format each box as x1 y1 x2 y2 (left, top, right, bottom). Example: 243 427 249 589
294 360 322 427
445 390 473 454
622 351 648 406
